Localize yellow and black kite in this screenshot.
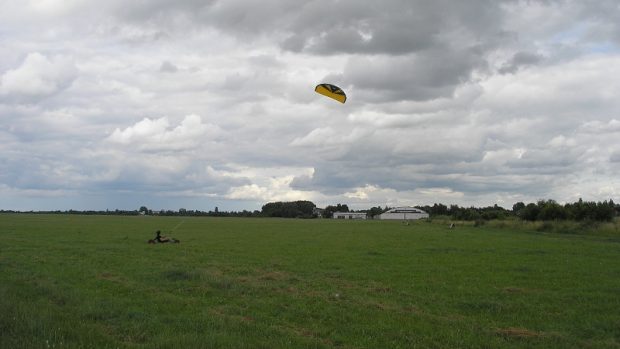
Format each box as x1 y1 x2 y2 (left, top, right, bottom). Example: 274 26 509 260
315 83 346 104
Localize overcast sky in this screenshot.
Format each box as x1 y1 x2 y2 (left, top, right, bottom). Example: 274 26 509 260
1 0 619 212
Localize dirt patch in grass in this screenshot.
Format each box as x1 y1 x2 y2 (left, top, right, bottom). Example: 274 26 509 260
501 286 541 294
371 286 391 293
97 272 122 282
287 326 336 347
258 271 289 281
502 287 526 293
402 305 422 314
496 327 543 338
209 306 256 326
98 272 114 279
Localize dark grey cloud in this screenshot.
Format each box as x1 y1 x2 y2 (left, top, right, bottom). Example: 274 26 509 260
575 0 620 44
159 61 178 73
276 0 509 56
118 0 216 21
344 47 486 102
505 149 576 172
102 0 510 56
610 155 620 163
290 159 557 199
280 2 439 55
499 51 544 74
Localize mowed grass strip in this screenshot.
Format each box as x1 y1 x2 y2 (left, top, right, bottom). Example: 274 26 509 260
1 214 619 348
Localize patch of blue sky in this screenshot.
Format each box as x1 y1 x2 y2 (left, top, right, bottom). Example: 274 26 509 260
549 23 588 45
585 42 619 54
549 22 619 55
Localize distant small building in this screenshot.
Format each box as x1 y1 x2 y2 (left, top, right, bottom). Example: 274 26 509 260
313 207 325 218
378 207 429 220
333 212 367 220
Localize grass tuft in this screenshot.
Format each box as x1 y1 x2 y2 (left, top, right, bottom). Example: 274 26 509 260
163 269 199 281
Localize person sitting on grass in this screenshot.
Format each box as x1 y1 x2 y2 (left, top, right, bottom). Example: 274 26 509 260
154 230 170 243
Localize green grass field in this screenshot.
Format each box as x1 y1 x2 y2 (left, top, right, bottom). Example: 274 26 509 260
1 214 619 348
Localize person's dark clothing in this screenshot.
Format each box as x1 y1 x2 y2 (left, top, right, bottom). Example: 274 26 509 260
155 230 165 243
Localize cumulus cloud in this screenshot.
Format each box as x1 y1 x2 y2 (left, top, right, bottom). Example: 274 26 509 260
107 114 224 151
579 119 620 133
221 166 317 203
0 53 78 103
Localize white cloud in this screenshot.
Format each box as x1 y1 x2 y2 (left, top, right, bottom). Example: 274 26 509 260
548 135 577 148
340 185 465 209
579 119 620 133
107 114 223 151
0 53 78 102
290 127 369 147
225 168 316 203
28 0 89 16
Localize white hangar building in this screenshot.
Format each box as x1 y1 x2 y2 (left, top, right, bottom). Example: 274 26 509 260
378 207 429 220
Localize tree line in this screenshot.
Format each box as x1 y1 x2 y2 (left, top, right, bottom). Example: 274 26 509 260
416 199 618 222
260 201 316 218
513 199 616 222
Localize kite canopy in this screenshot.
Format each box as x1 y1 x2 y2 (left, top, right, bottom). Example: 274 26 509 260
315 83 346 103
